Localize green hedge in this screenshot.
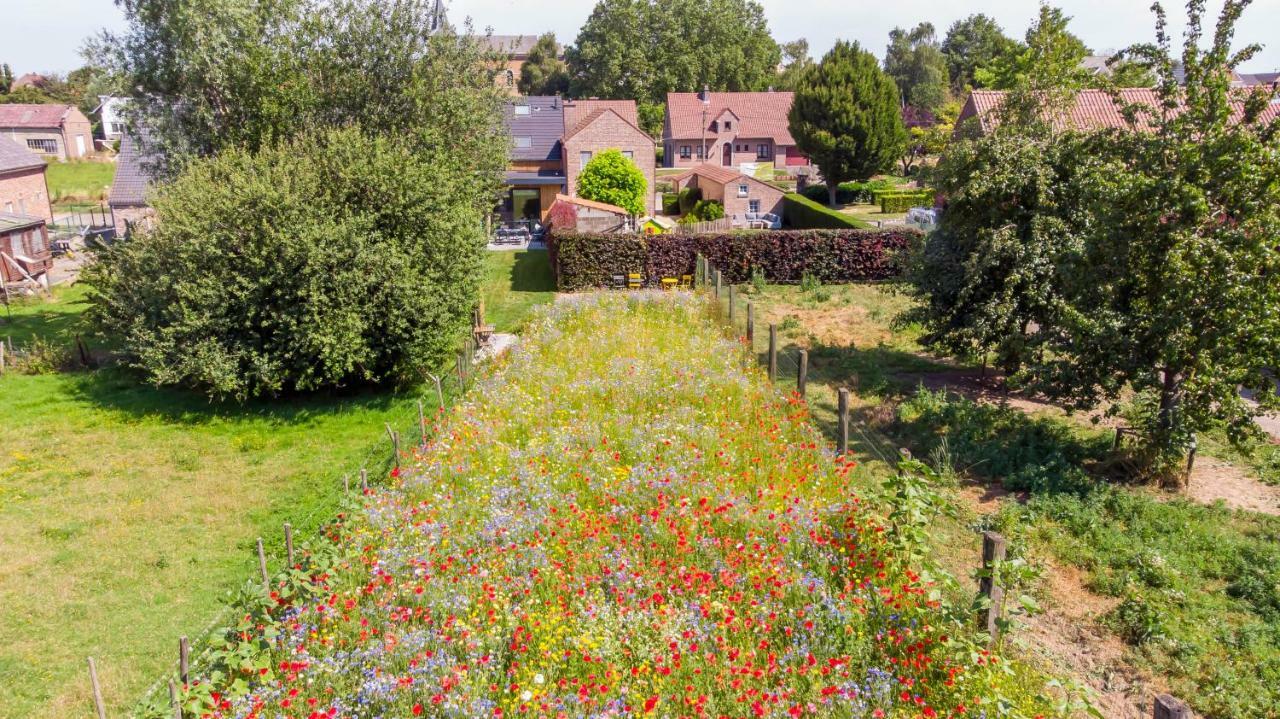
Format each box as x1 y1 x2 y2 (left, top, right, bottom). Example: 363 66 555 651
879 191 933 214
678 187 702 214
662 193 680 215
783 193 871 229
801 179 895 205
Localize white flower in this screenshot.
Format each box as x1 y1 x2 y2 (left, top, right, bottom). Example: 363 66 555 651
521 691 533 701
534 673 545 685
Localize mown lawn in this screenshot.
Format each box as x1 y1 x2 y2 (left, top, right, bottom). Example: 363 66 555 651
44 160 116 206
734 279 1280 719
0 252 549 718
480 249 556 333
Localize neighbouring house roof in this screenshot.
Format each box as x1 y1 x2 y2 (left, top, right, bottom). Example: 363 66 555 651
0 104 80 129
482 35 542 58
1080 55 1114 75
1237 71 1280 87
959 88 1280 135
507 96 565 162
0 136 46 174
109 127 160 207
553 193 628 216
665 91 797 145
563 99 640 133
0 212 45 233
668 163 750 186
11 73 49 90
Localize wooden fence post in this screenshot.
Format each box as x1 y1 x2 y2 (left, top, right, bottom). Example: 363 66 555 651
256 538 269 590
746 303 754 348
284 522 294 566
714 270 722 300
728 284 735 322
979 531 1008 640
456 352 466 388
797 350 808 397
837 388 849 455
433 374 444 410
1184 436 1198 486
178 636 189 684
343 474 350 494
168 679 181 719
385 423 400 469
417 400 427 445
360 468 369 492
767 324 778 383
0 341 5 375
88 657 107 719
1153 694 1191 719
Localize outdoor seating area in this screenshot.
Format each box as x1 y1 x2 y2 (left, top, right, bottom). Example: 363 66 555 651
608 273 693 289
740 212 782 229
491 219 546 246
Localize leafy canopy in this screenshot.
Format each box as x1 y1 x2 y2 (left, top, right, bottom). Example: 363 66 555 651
518 33 570 96
577 149 648 216
789 41 907 206
941 14 1015 91
83 128 487 400
566 0 781 107
974 5 1092 91
884 23 950 113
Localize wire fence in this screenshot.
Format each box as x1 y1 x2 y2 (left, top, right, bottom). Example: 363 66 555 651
123 336 485 718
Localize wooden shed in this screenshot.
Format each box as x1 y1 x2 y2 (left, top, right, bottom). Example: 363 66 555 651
0 213 53 285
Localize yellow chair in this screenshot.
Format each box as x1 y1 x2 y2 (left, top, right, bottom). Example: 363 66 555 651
627 273 643 289
679 274 693 288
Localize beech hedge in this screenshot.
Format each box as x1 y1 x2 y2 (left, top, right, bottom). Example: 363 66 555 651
548 228 923 290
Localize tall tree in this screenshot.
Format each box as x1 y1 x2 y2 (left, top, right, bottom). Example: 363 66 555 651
776 38 813 91
884 23 949 112
0 64 13 94
518 33 570 96
941 14 1015 91
566 0 781 106
789 41 906 206
975 5 1092 91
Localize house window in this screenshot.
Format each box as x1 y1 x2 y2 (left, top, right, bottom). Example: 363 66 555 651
695 145 705 159
724 121 732 131
679 145 691 159
580 151 593 165
26 138 58 154
514 136 532 149
622 150 634 160
506 70 515 87
513 105 530 116
749 199 761 214
3 202 11 213
737 184 749 197
30 231 45 253
710 121 718 133
756 144 771 159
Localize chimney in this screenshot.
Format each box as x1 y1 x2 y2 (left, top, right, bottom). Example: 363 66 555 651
698 85 710 103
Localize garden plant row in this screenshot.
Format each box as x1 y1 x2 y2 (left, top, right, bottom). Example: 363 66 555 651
548 228 922 291
160 294 1063 719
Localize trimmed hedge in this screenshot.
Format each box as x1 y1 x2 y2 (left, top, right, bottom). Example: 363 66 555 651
802 179 896 205
678 187 702 214
547 227 922 290
784 193 871 229
661 192 680 215
879 190 933 214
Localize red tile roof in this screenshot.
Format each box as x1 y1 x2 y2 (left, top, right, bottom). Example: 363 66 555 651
961 89 1280 134
563 99 640 134
666 91 796 145
0 104 79 129
553 193 628 216
669 164 745 186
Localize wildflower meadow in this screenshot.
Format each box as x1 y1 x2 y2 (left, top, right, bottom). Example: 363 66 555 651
163 293 1068 719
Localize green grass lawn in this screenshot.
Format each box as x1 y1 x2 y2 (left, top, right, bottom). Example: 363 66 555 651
44 161 116 206
480 249 556 333
0 253 550 718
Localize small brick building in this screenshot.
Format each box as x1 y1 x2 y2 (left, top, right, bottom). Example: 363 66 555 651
0 137 52 222
109 128 159 238
0 213 52 285
670 164 784 227
0 104 95 160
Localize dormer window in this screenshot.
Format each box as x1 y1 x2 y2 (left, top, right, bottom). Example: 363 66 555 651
724 121 732 131
515 136 532 149
514 105 530 116
710 121 718 133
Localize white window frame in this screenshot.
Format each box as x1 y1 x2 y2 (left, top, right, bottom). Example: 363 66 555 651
756 144 771 159
749 199 761 214
514 136 532 149
513 104 530 116
622 150 634 160
26 138 58 154
679 145 692 159
580 151 593 165
737 184 749 198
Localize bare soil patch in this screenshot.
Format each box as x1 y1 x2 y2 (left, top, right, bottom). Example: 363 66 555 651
1187 454 1280 516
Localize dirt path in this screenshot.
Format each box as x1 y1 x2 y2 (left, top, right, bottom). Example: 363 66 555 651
1187 455 1280 515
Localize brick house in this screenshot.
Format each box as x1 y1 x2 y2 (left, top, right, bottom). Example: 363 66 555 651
0 104 95 160
0 213 52 285
108 128 159 238
663 89 810 172
669 164 785 227
500 96 655 223
0 137 52 222
483 35 546 95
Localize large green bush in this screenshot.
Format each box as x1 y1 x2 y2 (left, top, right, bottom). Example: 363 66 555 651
783 193 871 229
85 127 485 399
577 149 647 216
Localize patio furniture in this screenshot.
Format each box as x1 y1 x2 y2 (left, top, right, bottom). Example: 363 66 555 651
627 273 643 289
610 274 627 289
680 274 693 288
661 277 678 290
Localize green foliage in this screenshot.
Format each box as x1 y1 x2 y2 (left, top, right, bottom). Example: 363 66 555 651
517 33 570 96
680 199 724 223
661 192 680 215
566 0 781 106
974 5 1093 92
94 0 508 196
801 179 895 205
878 190 934 214
0 63 12 94
577 149 647 216
941 14 1016 91
884 23 949 112
789 41 907 200
782 193 871 229
677 185 702 214
775 38 814 91
83 127 485 399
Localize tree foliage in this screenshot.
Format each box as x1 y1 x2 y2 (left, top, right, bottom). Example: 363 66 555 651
899 103 956 176
974 5 1092 91
518 33 570 96
566 0 781 106
83 128 486 400
884 23 949 112
577 149 648 216
941 14 1015 91
913 0 1280 480
789 41 906 206
776 39 814 91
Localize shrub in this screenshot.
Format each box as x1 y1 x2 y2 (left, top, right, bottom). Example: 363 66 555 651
680 199 725 223
783 193 871 229
578 149 647 216
547 227 921 290
84 127 486 399
661 192 680 215
879 190 933 214
803 179 898 205
677 186 702 214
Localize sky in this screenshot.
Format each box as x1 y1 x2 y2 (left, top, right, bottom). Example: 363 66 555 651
8 0 1280 76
